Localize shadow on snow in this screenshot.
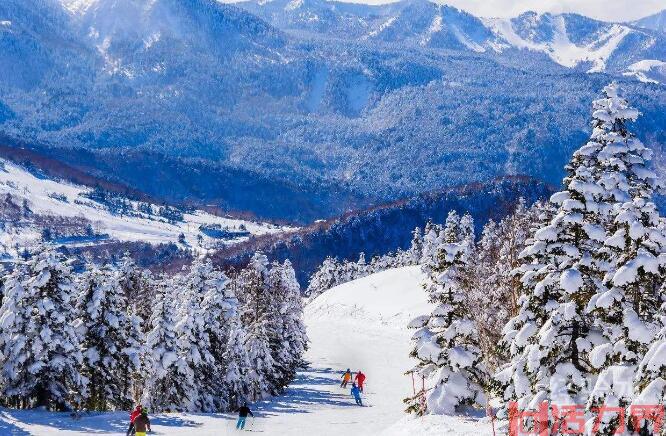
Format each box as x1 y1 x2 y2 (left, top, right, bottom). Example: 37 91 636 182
253 366 359 417
0 408 210 434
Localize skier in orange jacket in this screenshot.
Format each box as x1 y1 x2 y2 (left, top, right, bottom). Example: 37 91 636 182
340 369 352 388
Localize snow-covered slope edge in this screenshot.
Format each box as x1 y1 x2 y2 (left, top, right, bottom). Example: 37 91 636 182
303 266 494 435
0 159 292 259
306 264 431 328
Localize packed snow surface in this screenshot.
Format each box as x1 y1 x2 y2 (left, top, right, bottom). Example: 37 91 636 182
0 266 495 434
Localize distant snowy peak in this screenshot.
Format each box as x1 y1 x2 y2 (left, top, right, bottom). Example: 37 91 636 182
624 59 666 83
56 0 283 47
367 3 494 52
634 9 666 34
240 0 665 77
487 13 636 73
241 0 393 38
59 0 98 15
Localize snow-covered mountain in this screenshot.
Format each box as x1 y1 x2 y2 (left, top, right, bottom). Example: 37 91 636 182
0 0 664 223
0 158 291 261
624 59 666 83
242 0 666 74
634 9 666 34
486 12 665 73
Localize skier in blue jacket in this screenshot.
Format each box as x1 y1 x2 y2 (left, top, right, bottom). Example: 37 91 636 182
351 383 363 406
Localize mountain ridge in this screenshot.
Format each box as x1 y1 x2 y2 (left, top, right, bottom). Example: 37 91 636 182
0 0 664 222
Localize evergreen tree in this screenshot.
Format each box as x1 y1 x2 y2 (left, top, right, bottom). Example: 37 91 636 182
117 254 147 404
0 248 82 409
198 260 238 411
420 220 442 268
118 254 154 333
273 260 308 387
245 319 275 401
173 260 217 412
306 257 339 301
406 212 486 415
237 253 277 398
633 298 666 436
143 278 191 411
224 314 252 410
75 263 138 411
409 227 424 264
356 253 368 278
495 83 639 432
585 83 666 434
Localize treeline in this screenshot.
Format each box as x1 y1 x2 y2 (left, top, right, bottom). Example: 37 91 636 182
306 248 420 300
0 248 307 412
212 176 552 288
405 84 666 435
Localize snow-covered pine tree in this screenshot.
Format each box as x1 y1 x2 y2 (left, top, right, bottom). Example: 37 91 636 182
0 247 82 409
273 260 307 387
118 253 154 333
584 83 666 434
420 220 441 267
237 252 271 327
409 227 424 265
245 318 276 401
115 255 147 403
356 253 368 278
443 210 460 243
123 301 144 406
236 253 277 398
143 277 192 411
172 259 222 412
198 260 238 411
224 314 252 410
633 297 666 435
406 211 487 415
266 261 295 391
495 84 629 432
75 263 138 411
341 259 358 283
305 257 339 301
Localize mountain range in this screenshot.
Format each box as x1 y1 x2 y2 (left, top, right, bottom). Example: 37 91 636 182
1 0 665 223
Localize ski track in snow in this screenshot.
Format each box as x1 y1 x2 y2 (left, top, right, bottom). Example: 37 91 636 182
0 266 494 435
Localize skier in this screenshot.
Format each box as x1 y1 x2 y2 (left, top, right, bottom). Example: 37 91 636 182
126 404 142 436
340 368 352 388
354 370 366 393
351 382 363 406
133 408 151 436
236 403 254 430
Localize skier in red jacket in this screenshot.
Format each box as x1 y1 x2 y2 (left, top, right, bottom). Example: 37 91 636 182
354 370 366 393
126 404 143 436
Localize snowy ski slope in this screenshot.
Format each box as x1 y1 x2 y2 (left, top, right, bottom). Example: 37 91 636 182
0 266 494 435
